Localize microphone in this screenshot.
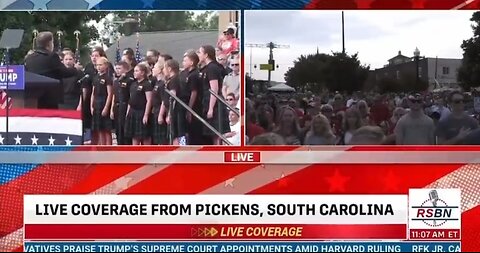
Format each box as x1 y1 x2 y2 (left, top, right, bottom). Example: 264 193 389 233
77 74 90 84
429 190 439 207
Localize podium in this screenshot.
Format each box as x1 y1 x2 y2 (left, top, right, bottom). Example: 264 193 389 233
9 71 60 108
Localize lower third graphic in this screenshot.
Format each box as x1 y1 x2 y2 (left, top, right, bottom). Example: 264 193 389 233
408 189 461 240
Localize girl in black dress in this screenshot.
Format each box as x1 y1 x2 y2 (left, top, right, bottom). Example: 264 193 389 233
121 49 136 78
90 57 113 145
151 62 168 145
161 59 186 145
81 47 114 144
197 45 230 145
125 63 153 145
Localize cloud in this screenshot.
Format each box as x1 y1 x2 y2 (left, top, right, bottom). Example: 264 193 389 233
245 10 476 82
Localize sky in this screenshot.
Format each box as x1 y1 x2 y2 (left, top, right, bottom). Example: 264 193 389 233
245 10 476 82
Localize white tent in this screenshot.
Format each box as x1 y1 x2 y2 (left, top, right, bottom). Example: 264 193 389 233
268 83 296 92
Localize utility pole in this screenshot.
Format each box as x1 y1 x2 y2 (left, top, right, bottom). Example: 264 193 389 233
342 11 345 54
246 42 290 84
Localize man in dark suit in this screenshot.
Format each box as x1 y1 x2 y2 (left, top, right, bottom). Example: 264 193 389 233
25 31 80 109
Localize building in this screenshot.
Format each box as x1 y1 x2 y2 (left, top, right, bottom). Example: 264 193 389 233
218 11 239 37
372 50 462 91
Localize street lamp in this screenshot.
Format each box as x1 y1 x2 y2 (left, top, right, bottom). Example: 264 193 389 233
414 47 420 88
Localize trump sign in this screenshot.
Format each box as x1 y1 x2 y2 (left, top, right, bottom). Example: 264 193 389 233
0 65 25 90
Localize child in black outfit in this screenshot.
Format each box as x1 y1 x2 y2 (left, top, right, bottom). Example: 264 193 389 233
197 45 230 145
125 63 153 145
151 62 168 145
111 61 134 145
90 57 114 145
161 59 186 145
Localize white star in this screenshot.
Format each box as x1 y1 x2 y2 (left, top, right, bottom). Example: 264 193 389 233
14 134 22 145
48 136 56 146
32 0 50 10
65 136 72 146
142 0 154 8
31 135 39 145
225 178 235 188
0 134 4 145
84 0 103 9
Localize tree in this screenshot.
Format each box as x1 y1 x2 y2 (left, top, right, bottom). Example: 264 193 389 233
113 11 218 36
284 52 370 94
458 11 480 91
0 12 106 64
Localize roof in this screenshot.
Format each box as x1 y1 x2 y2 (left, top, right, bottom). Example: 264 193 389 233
106 30 219 63
268 83 296 92
388 54 411 62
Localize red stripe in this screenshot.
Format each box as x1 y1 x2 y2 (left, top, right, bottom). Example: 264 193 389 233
64 164 147 194
250 164 462 194
461 206 480 251
73 146 189 151
0 109 81 119
49 146 480 151
347 146 480 151
0 164 94 238
121 163 258 194
70 146 300 151
24 224 406 240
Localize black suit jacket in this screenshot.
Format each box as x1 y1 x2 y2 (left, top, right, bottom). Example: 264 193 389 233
25 49 78 80
25 49 79 108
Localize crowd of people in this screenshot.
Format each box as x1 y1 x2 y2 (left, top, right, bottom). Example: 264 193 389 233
246 89 480 145
23 27 241 146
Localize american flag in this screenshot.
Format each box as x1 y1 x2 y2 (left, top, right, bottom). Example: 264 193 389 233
0 90 12 110
135 33 142 63
0 53 6 66
0 109 82 145
116 40 121 64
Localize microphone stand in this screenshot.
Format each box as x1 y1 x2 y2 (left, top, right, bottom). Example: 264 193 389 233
80 79 84 145
5 48 10 145
77 74 86 145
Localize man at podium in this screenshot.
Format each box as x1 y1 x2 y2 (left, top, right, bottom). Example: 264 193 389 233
24 31 81 109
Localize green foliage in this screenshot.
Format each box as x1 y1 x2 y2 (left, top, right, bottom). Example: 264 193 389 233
376 73 428 93
284 52 370 94
115 11 219 36
0 12 106 64
458 11 480 91
0 11 217 65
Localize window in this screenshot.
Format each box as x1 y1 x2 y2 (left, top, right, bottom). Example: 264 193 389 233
443 67 450 75
396 70 400 80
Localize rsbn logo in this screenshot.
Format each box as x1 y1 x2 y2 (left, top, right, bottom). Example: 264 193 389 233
411 190 459 227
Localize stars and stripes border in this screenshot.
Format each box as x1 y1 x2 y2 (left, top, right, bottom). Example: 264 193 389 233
0 0 479 10
0 145 479 251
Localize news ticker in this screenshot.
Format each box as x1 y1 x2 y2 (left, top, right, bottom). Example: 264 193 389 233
24 189 461 241
23 242 462 253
